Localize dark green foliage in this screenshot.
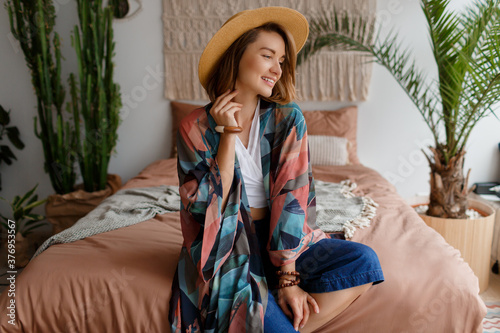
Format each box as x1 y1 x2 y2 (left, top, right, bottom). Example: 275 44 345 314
0 104 25 190
0 184 46 237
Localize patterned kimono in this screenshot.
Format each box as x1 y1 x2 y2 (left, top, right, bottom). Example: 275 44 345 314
169 99 327 332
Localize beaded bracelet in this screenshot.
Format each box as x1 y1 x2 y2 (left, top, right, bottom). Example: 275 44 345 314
276 270 300 277
277 277 301 289
278 277 297 282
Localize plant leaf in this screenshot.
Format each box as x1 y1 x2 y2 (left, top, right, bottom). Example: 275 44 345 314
13 184 39 210
0 105 10 126
6 126 24 150
0 145 16 164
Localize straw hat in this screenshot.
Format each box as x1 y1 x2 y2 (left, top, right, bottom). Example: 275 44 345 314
198 6 309 90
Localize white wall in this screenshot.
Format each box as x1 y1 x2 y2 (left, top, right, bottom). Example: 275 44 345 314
1 0 499 218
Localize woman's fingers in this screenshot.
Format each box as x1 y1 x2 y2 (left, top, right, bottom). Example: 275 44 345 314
278 297 293 318
307 294 320 314
216 104 241 127
291 300 303 331
211 90 242 127
212 89 231 107
217 102 242 115
300 298 310 329
213 89 239 110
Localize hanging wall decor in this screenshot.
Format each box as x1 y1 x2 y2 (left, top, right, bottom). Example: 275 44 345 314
113 0 142 21
162 0 376 101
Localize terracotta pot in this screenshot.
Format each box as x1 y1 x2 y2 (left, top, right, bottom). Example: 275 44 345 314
15 232 31 268
408 196 495 292
45 174 122 235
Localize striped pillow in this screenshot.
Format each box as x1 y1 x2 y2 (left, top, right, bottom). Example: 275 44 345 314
308 135 349 166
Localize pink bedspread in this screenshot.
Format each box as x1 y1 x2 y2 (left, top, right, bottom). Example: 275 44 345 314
0 158 485 332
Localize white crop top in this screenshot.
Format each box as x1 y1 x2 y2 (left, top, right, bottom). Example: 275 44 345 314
235 100 268 208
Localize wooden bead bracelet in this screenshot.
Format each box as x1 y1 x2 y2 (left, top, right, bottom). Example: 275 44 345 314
277 277 301 289
276 270 300 277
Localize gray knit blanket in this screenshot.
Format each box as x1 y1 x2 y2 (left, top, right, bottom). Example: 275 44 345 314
32 180 377 259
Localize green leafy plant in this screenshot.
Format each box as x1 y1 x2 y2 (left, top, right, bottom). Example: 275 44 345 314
69 0 122 192
0 185 47 237
0 104 25 190
5 0 77 195
299 0 500 218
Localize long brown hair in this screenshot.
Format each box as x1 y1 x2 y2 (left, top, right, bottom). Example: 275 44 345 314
205 22 297 105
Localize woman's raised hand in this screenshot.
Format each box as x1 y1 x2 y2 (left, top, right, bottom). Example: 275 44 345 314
210 90 242 128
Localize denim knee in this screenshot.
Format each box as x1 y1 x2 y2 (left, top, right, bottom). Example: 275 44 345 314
295 239 384 293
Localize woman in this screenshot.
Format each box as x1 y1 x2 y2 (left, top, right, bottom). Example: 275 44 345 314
169 7 384 333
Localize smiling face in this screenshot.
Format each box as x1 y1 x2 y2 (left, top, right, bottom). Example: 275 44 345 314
206 23 297 105
234 31 286 99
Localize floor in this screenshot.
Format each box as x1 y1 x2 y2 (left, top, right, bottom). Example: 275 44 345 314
480 270 500 302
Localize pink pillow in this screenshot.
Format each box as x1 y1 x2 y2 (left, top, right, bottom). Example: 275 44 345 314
170 102 360 165
302 106 359 165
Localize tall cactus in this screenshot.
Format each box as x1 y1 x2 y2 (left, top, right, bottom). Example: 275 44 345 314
5 0 77 194
69 0 122 192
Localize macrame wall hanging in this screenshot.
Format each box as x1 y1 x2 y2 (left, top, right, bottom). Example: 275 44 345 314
162 0 376 102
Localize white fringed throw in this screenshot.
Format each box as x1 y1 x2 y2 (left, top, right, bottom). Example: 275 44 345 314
162 0 376 101
314 180 378 239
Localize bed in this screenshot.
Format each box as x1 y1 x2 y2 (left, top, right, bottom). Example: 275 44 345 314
0 104 486 332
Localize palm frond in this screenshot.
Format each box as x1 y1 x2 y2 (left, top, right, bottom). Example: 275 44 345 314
298 10 374 65
300 0 500 165
299 11 440 145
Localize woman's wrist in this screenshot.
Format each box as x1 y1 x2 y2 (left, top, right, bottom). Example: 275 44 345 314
215 125 242 133
276 269 301 288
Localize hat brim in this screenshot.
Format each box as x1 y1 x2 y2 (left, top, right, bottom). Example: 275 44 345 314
198 7 309 90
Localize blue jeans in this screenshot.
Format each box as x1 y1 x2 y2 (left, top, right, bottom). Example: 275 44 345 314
255 219 384 332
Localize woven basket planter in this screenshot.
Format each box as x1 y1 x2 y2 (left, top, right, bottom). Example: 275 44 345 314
409 196 495 292
45 174 122 235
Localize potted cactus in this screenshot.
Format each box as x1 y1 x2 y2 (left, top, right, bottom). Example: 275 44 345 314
5 0 122 234
68 0 122 194
48 0 123 234
5 0 77 195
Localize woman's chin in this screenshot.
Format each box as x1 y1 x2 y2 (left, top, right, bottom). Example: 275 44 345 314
259 88 273 98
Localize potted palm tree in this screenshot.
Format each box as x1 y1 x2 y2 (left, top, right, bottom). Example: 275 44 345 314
299 0 500 219
299 0 500 291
